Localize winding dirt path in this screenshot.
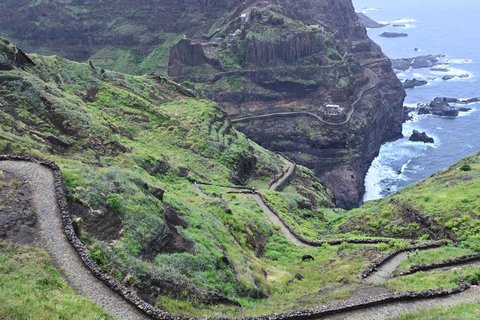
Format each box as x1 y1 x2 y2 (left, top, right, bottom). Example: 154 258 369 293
0 160 151 320
270 155 296 192
252 193 311 247
364 252 408 284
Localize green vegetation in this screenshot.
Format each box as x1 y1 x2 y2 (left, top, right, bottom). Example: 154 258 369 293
386 265 480 292
340 154 480 251
0 242 112 320
397 246 476 273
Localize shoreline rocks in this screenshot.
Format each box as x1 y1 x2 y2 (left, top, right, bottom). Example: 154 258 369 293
392 55 442 71
409 130 434 144
404 97 477 119
403 79 428 89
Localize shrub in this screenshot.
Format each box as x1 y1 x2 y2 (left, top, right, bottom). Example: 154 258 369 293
378 243 389 251
460 164 472 171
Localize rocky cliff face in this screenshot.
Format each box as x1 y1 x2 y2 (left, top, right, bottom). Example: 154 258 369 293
168 0 406 208
0 0 405 208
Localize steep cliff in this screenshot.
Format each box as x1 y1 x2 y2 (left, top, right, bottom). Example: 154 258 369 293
168 0 406 208
0 0 405 208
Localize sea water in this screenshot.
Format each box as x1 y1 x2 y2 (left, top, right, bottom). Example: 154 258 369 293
352 0 480 201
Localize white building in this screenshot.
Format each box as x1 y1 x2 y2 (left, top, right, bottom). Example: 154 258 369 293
321 104 344 116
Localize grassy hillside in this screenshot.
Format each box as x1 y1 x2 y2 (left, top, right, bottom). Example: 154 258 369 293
0 242 112 320
340 153 480 249
0 37 379 316
337 152 480 293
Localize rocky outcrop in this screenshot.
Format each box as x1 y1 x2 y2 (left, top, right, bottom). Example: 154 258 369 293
140 206 196 260
409 130 434 144
418 98 461 117
0 38 35 70
403 79 428 89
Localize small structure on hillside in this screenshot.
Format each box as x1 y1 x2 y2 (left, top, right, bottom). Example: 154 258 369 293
320 104 345 116
307 24 325 32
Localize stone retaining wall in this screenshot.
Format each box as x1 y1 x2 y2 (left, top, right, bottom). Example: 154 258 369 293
400 253 480 276
0 155 473 320
358 241 449 279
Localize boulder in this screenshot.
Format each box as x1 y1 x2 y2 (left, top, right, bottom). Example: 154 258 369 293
409 130 434 144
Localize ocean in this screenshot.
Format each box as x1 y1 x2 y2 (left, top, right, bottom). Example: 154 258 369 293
352 0 480 201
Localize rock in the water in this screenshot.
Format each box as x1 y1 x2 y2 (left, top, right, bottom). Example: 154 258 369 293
442 75 455 81
412 55 439 69
409 130 434 143
428 97 460 116
464 97 480 104
356 12 386 28
403 79 428 89
379 32 408 38
392 55 441 71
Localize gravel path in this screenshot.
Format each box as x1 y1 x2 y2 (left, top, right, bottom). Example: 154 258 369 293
0 161 151 320
364 252 408 284
321 286 480 320
270 156 296 192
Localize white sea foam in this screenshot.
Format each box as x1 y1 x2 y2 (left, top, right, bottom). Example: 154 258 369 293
361 7 381 13
363 155 400 201
457 109 475 117
443 58 473 65
400 158 413 173
393 18 417 23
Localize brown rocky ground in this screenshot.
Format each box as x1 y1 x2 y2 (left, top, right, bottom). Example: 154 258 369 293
0 169 39 244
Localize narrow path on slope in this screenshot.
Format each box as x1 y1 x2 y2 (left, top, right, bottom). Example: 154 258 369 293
321 286 480 320
252 193 310 247
364 252 408 284
0 160 151 320
270 154 296 192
